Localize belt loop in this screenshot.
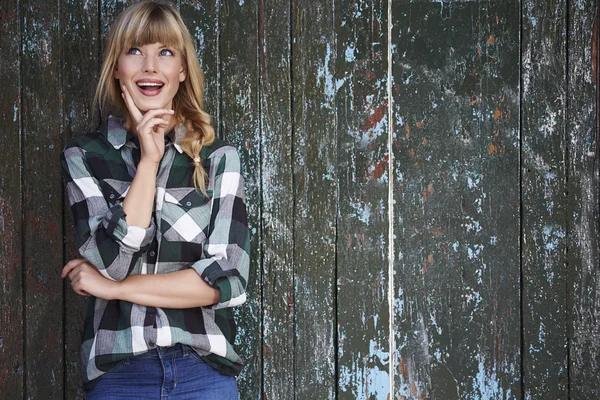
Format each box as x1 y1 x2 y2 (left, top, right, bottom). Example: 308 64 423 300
181 344 189 356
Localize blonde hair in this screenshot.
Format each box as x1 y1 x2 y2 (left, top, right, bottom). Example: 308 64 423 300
94 0 215 195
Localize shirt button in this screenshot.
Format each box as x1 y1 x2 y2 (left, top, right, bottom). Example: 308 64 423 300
185 201 192 207
149 251 156 257
109 193 115 199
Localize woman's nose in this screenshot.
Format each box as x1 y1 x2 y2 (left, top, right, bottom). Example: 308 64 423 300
143 57 158 73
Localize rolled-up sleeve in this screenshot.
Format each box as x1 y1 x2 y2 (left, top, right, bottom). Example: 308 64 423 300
61 144 155 281
190 148 250 310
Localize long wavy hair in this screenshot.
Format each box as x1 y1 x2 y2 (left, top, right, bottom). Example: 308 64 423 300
94 1 215 195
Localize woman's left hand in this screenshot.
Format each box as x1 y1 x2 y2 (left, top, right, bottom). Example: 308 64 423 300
62 259 120 300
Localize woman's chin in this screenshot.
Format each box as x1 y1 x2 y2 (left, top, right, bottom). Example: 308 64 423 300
135 100 174 113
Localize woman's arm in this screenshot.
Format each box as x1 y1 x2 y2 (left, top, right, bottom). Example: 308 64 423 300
61 88 174 280
188 148 250 310
120 87 174 228
61 143 157 281
63 147 250 310
62 259 219 308
121 159 158 228
118 269 220 308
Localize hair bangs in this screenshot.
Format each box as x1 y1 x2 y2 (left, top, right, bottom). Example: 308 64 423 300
122 5 184 53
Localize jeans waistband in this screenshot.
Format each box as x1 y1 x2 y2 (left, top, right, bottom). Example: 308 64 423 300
135 343 190 359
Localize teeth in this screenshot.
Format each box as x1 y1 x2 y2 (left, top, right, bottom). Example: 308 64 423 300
138 82 163 87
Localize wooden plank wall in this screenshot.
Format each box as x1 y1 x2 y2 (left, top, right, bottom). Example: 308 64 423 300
0 0 599 399
392 2 522 398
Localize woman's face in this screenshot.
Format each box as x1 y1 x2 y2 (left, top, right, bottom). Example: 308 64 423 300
114 42 186 112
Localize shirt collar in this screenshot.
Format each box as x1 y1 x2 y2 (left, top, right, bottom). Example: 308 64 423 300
105 115 184 154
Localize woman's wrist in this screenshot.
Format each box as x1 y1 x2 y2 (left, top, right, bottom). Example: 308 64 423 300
110 279 125 301
137 158 160 170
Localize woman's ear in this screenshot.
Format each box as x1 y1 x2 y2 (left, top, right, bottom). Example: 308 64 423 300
179 66 186 82
114 64 120 80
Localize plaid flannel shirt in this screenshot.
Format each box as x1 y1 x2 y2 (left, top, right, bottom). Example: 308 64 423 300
61 116 250 388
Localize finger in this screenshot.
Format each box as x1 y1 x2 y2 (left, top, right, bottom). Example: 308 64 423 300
71 274 87 293
68 266 82 282
73 284 88 297
71 275 92 297
138 108 175 124
61 258 86 278
121 85 144 124
138 118 171 134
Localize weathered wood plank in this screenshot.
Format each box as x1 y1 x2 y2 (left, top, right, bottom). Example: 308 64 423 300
0 1 23 398
392 2 521 398
292 0 337 398
61 0 100 398
180 0 220 129
101 0 178 36
521 0 568 398
259 1 294 399
22 0 64 397
335 0 390 399
567 1 600 398
100 0 131 38
219 1 262 398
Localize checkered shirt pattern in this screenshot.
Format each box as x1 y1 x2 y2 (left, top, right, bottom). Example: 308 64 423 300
61 116 250 388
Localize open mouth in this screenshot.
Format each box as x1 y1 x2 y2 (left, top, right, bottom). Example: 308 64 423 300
136 81 165 96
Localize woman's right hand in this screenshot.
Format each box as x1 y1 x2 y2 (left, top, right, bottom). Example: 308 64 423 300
121 85 174 165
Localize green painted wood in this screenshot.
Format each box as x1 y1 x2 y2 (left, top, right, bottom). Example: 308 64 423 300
335 0 390 398
567 1 600 398
61 0 100 398
259 1 294 399
22 0 64 397
392 2 521 398
292 0 337 398
219 1 262 398
180 0 220 129
0 1 23 399
521 0 568 398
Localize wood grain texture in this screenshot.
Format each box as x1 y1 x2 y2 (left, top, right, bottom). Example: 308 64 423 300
101 0 177 37
392 2 521 398
6 1 600 398
259 1 294 398
100 0 131 41
61 0 100 398
521 0 568 398
567 1 600 398
292 0 337 398
180 0 220 129
219 1 262 398
0 1 23 398
335 0 390 398
22 0 65 397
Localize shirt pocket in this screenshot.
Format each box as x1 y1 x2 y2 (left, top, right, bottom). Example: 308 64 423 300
100 179 130 205
161 187 212 244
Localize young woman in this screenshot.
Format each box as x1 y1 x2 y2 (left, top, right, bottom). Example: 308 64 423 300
60 2 249 398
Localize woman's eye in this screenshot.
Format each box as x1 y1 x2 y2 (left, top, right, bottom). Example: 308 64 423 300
126 48 141 55
159 49 174 56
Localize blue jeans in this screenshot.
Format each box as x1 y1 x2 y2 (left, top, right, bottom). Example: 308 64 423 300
86 344 239 399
